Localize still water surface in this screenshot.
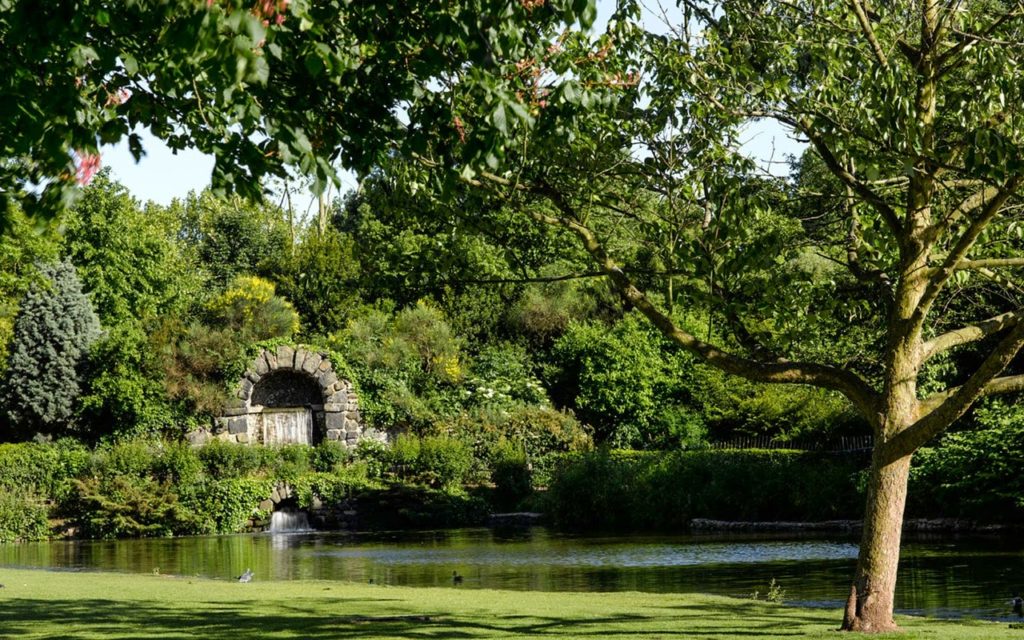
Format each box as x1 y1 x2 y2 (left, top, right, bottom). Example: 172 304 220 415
1 528 1022 620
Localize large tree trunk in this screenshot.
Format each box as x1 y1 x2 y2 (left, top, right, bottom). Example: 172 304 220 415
841 450 912 632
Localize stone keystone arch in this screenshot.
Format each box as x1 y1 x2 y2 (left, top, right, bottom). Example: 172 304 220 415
213 345 363 447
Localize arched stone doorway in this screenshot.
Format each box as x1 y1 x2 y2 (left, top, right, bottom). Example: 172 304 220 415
214 345 363 447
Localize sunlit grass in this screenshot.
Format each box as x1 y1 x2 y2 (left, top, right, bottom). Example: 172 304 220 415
0 567 1018 639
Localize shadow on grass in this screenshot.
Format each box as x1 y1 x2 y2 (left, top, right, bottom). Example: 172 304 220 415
0 596 835 639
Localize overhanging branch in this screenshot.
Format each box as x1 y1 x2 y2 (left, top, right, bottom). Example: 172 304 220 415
796 116 904 245
522 179 882 423
950 257 1024 271
846 0 890 69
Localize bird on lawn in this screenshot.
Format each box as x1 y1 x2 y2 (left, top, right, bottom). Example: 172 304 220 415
452 571 463 586
1012 592 1024 617
237 569 254 583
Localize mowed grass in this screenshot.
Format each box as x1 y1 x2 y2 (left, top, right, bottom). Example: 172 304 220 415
0 567 1019 639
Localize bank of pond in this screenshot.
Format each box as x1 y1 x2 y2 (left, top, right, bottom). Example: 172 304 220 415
1 438 1019 545
2 528 1024 624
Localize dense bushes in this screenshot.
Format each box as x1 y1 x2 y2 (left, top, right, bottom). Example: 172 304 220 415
907 400 1024 523
0 440 90 542
2 433 1023 542
0 491 49 542
0 439 376 540
545 449 868 530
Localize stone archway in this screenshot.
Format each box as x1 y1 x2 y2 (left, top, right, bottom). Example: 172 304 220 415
214 345 363 447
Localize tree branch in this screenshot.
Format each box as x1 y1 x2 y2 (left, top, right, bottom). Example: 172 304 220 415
847 0 890 69
935 6 1024 75
935 183 1000 233
922 309 1024 362
522 179 881 422
796 117 904 244
888 320 1024 457
951 257 1024 271
916 176 1022 321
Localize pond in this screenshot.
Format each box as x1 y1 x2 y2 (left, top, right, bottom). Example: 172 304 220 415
1 527 1022 621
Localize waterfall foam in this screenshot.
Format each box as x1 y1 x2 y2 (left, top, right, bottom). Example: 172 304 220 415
269 509 312 533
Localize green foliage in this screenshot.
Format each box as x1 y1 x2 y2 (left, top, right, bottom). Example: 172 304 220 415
691 366 862 442
333 303 465 432
311 440 351 473
490 441 533 511
185 477 273 535
197 440 274 480
552 313 707 449
545 449 866 530
909 399 1024 522
463 343 548 408
171 191 291 287
388 433 422 475
206 275 300 339
157 277 299 415
72 474 197 539
1 0 599 218
378 433 473 489
0 491 50 543
440 405 592 485
292 467 375 508
64 172 205 326
274 227 362 337
511 280 597 347
2 260 102 437
0 208 61 376
418 435 474 490
353 438 390 478
0 440 91 501
78 324 181 438
59 174 206 437
270 444 314 482
751 579 787 604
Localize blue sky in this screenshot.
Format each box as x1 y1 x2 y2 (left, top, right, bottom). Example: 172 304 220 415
104 1 803 205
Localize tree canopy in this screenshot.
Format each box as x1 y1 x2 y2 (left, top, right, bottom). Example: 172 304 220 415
0 0 600 218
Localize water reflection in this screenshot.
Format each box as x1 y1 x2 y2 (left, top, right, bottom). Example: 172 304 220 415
1 528 1021 620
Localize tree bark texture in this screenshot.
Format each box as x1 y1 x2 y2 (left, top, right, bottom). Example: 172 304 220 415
841 451 912 632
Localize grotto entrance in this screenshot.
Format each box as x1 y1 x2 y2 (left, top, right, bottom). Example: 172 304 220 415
251 370 322 445
210 346 365 447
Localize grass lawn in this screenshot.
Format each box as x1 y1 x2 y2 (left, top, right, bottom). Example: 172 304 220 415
0 567 1019 639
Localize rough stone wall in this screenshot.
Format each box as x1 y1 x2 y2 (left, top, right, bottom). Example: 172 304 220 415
191 346 369 447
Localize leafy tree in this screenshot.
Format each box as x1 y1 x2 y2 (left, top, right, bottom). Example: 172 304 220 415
369 1 1024 630
60 172 207 436
910 398 1024 522
64 171 206 325
333 303 464 433
337 173 588 343
273 226 363 338
172 190 291 287
552 313 706 449
1 260 101 437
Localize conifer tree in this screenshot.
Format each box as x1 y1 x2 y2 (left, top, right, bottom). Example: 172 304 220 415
2 260 101 437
